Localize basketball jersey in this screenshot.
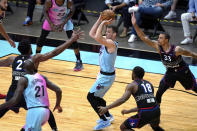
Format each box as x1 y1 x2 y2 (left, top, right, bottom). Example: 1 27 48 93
99 41 118 73
159 45 187 69
10 55 31 91
24 73 49 109
48 0 68 25
133 80 157 108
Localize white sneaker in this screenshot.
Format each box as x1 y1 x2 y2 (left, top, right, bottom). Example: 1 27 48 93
128 6 139 13
164 11 176 19
106 114 114 123
96 114 114 123
128 34 137 43
93 120 111 130
180 37 193 45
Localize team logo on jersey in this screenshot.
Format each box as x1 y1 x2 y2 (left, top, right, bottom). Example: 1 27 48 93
96 84 104 90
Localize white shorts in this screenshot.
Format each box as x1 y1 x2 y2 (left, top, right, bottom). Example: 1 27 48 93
25 107 50 131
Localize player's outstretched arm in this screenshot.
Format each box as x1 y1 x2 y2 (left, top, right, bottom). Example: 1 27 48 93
131 13 159 50
0 56 15 67
33 30 83 63
0 24 15 48
121 107 138 115
176 46 197 59
94 19 116 52
43 75 62 113
98 83 134 116
89 15 102 39
0 77 27 110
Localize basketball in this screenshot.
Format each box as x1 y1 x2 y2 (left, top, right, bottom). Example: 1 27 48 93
100 9 115 21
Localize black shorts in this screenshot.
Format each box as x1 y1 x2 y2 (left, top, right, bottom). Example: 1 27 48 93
38 29 79 49
161 66 197 90
6 86 27 110
124 105 160 129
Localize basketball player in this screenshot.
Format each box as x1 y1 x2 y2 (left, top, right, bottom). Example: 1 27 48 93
0 30 82 130
99 66 164 131
36 0 83 71
0 0 16 98
0 0 15 48
87 16 118 130
0 59 62 131
131 12 197 105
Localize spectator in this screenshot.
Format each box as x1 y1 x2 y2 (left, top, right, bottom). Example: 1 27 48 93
128 0 172 43
164 0 178 19
23 0 45 26
104 0 135 37
180 0 197 45
119 0 135 38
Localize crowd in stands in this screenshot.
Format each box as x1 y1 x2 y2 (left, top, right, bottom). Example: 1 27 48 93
7 0 197 45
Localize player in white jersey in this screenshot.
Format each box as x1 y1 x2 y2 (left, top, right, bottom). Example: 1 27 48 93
88 16 118 130
0 59 62 131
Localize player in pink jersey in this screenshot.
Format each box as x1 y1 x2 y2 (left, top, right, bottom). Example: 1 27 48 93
36 0 83 71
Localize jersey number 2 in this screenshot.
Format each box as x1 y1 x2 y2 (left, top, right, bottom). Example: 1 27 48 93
35 85 45 97
16 60 23 70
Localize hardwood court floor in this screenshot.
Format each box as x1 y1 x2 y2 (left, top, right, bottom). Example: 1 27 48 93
0 56 197 131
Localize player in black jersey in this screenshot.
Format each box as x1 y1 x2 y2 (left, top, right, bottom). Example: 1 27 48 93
0 0 15 48
99 66 164 131
131 13 197 105
0 30 83 130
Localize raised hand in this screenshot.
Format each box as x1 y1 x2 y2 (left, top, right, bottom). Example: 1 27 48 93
71 29 84 42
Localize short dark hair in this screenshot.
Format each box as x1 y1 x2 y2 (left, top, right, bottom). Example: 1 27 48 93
18 39 31 55
133 66 145 79
107 25 118 34
160 32 170 41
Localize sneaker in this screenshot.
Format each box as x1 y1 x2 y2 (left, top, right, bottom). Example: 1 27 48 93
128 6 139 13
164 11 176 19
93 120 111 130
96 118 103 124
10 107 19 113
73 60 83 71
23 17 33 26
119 31 127 38
106 114 114 123
128 34 137 43
96 114 114 123
0 93 6 99
180 37 193 45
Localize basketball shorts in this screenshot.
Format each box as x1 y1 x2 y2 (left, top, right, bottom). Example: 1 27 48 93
89 73 115 98
161 66 197 90
124 105 160 129
25 107 50 131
